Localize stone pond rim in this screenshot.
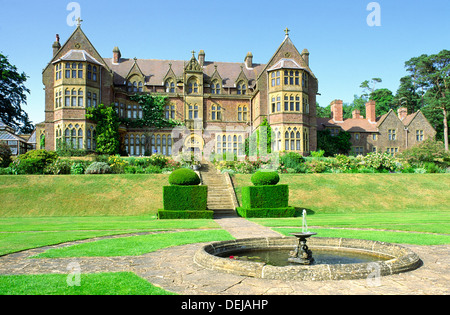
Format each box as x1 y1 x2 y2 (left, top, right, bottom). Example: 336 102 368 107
193 237 422 281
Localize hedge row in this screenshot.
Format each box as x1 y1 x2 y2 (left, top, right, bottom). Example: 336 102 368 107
236 206 296 218
163 185 208 211
241 185 289 209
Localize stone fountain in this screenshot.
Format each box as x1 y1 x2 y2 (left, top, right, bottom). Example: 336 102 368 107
288 210 317 265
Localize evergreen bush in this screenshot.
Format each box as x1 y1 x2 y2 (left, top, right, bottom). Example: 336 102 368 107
168 168 201 186
251 171 280 186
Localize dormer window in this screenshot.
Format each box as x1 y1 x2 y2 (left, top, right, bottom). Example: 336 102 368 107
237 81 246 95
211 80 221 94
165 79 176 93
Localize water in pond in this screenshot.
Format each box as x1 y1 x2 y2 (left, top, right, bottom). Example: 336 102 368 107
220 249 390 266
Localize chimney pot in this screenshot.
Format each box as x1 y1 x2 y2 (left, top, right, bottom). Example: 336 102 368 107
113 47 121 64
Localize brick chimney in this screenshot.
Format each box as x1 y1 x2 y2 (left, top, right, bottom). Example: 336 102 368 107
331 100 344 122
113 47 121 65
366 100 377 124
245 52 253 69
398 107 408 121
352 109 363 119
52 34 61 57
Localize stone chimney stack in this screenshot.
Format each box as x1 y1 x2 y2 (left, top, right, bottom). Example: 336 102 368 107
366 100 377 124
198 50 205 67
398 107 408 121
352 109 363 119
331 100 344 122
52 34 61 57
301 49 310 66
113 47 121 65
245 52 253 69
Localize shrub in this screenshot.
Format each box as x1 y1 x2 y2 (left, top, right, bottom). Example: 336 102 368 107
144 165 163 174
163 185 208 211
400 139 449 167
236 206 296 218
13 150 58 174
0 142 12 168
108 155 128 174
44 159 72 175
168 168 201 186
280 152 304 169
71 162 87 175
85 162 111 174
241 185 289 209
251 171 280 186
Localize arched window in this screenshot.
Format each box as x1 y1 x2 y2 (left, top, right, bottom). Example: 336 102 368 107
187 77 199 94
303 128 309 152
211 80 221 94
165 79 176 93
237 81 246 95
78 129 84 149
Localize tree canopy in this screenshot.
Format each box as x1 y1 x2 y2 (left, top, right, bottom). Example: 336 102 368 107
0 53 34 133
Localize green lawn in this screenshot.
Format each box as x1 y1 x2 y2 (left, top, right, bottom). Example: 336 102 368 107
0 174 169 217
233 173 450 213
0 173 449 295
0 273 176 295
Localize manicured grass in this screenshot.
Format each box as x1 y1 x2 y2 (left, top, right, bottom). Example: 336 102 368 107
0 216 221 256
0 174 169 217
233 174 450 213
0 272 176 295
274 228 450 246
250 211 450 234
34 230 234 258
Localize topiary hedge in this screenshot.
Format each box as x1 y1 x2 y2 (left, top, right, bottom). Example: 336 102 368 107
163 185 208 211
251 171 280 186
158 210 214 220
169 168 201 186
236 206 296 218
241 185 289 209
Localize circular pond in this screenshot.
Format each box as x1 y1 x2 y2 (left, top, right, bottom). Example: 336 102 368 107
194 237 422 281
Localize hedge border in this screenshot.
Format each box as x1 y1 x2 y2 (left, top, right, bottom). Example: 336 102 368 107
236 206 297 218
163 185 208 211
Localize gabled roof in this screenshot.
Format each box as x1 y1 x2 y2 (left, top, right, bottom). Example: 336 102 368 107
317 117 379 133
52 49 103 66
44 26 110 73
257 36 315 81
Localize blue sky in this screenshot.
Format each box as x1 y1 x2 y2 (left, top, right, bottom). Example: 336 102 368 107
0 0 449 125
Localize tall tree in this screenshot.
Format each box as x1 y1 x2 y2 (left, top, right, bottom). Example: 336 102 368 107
405 50 450 151
0 53 34 133
394 76 421 114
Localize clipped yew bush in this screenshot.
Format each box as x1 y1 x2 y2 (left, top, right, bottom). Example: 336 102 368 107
251 171 280 186
169 168 201 186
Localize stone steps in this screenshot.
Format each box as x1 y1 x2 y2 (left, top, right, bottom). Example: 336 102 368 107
200 162 237 217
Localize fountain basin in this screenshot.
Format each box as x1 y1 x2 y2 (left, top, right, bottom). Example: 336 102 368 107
194 237 422 281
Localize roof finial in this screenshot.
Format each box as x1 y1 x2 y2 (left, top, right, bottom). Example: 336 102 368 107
76 17 83 27
284 27 290 37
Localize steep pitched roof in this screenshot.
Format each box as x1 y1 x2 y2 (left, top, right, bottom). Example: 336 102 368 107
52 49 103 66
317 117 378 133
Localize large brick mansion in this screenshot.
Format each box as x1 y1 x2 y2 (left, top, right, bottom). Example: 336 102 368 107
33 24 435 158
36 25 318 157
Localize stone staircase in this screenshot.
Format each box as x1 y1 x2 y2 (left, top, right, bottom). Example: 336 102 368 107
200 162 237 218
